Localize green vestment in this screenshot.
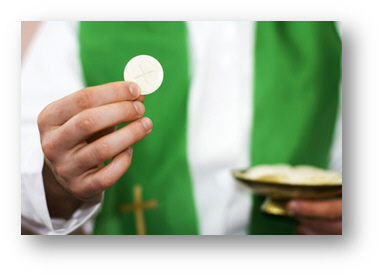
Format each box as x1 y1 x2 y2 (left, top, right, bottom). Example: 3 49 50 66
78 21 341 235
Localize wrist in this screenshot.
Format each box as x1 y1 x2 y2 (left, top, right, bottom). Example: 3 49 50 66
42 161 83 219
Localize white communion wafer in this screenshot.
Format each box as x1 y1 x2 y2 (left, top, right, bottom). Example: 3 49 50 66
124 55 164 95
240 164 342 185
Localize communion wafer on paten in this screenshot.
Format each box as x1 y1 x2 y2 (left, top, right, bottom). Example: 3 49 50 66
236 164 342 186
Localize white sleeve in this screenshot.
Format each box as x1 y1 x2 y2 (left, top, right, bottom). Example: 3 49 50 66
21 21 102 235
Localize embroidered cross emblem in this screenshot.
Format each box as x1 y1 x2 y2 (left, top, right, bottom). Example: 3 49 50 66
133 65 154 84
119 184 158 235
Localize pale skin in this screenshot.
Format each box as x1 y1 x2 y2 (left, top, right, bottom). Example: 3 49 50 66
38 81 152 219
38 81 341 234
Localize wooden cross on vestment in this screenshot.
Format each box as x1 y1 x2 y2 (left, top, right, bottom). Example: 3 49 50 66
119 184 158 235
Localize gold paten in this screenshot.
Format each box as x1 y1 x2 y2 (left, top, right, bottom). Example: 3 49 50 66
232 165 342 217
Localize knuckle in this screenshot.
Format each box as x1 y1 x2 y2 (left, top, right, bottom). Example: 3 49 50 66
122 103 134 119
93 141 110 162
121 102 132 118
75 111 96 132
37 111 46 130
41 138 57 160
72 150 86 167
59 124 72 138
110 82 123 99
37 105 52 130
76 89 94 109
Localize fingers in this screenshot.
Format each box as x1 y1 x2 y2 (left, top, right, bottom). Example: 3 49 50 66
287 198 342 220
297 218 342 235
86 126 116 144
74 147 134 200
75 117 153 171
288 198 343 235
55 100 145 149
137 94 145 103
39 82 142 128
37 82 150 202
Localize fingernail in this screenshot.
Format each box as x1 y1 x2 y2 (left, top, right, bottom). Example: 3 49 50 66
133 101 144 115
129 83 140 98
127 147 133 155
287 201 299 212
141 117 152 131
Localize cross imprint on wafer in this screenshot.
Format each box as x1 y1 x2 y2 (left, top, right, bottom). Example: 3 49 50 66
134 65 154 84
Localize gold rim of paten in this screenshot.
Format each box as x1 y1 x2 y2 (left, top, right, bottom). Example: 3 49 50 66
232 169 342 187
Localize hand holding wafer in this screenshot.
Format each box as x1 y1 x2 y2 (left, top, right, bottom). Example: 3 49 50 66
38 82 152 217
